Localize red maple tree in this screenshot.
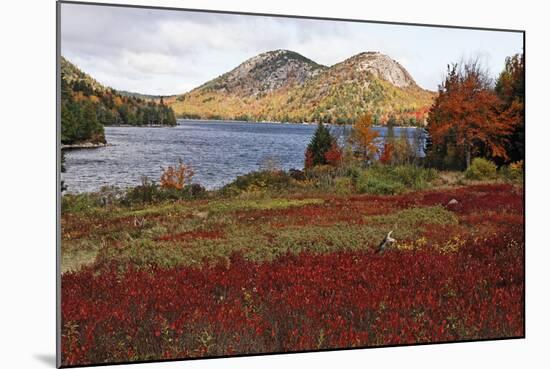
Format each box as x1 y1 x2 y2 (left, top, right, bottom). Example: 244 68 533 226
324 142 343 167
427 60 514 168
380 142 394 164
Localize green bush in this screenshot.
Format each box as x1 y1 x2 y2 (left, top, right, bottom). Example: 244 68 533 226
121 177 206 206
219 170 296 196
352 165 436 195
356 172 405 195
61 186 123 213
389 165 438 189
464 158 497 180
62 193 103 213
343 162 363 184
334 177 353 195
499 161 523 183
305 165 336 190
123 177 160 205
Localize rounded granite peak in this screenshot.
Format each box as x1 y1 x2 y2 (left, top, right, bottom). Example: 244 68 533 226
342 51 417 88
201 50 326 96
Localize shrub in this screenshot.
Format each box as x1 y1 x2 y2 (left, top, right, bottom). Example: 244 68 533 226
122 177 207 205
324 142 343 167
305 165 336 190
356 172 405 195
160 160 195 190
155 183 207 202
353 165 436 195
220 170 295 196
389 165 437 189
288 168 306 181
61 186 124 213
500 160 523 182
334 177 353 195
344 162 363 185
123 176 161 205
188 183 207 197
62 193 103 213
392 134 417 165
379 143 393 164
62 229 523 365
464 158 497 180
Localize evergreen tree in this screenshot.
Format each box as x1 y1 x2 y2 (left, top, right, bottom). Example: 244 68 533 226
386 115 396 142
304 123 335 168
61 100 77 144
80 101 103 143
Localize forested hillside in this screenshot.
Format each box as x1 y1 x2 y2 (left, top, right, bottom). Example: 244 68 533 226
167 50 434 125
61 57 177 145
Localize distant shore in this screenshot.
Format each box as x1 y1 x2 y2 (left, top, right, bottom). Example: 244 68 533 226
91 117 425 129
176 118 424 129
177 118 318 125
105 124 177 128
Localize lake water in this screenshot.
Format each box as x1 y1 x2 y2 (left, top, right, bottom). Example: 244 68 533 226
63 120 425 193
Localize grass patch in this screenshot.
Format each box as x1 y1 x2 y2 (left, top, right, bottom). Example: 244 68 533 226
355 165 437 195
117 203 191 218
205 197 324 214
370 205 458 227
368 205 459 240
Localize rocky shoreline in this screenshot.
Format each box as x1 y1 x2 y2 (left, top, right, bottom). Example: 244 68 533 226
61 142 109 150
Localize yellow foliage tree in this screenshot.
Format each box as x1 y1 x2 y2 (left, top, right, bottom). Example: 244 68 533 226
350 113 380 161
160 160 194 190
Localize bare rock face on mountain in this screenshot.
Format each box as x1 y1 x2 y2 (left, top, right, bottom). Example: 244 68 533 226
340 52 417 88
199 49 327 97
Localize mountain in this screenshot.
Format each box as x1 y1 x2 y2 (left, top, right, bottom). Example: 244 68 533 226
199 49 327 97
61 56 108 95
167 50 435 125
60 57 177 145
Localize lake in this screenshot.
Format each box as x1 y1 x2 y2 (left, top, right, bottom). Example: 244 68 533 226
63 120 425 193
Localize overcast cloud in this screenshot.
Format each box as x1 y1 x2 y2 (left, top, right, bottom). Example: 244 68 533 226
61 3 523 95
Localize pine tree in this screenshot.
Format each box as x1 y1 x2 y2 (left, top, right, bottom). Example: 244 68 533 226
304 122 335 168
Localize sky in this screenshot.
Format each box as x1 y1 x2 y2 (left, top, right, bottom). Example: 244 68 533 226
60 3 524 95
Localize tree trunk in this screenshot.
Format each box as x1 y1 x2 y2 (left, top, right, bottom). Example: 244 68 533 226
465 144 471 169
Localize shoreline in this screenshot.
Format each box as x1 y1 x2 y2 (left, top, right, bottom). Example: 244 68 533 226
104 124 177 128
176 118 424 129
61 142 109 150
177 118 317 125
97 118 424 129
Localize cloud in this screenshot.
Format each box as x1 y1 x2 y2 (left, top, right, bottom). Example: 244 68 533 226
61 3 523 95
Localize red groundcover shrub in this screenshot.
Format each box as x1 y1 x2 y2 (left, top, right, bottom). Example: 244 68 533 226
61 227 523 366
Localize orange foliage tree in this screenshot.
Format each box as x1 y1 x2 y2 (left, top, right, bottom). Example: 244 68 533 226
380 143 394 165
495 53 524 163
350 113 380 162
160 160 194 190
427 60 514 168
